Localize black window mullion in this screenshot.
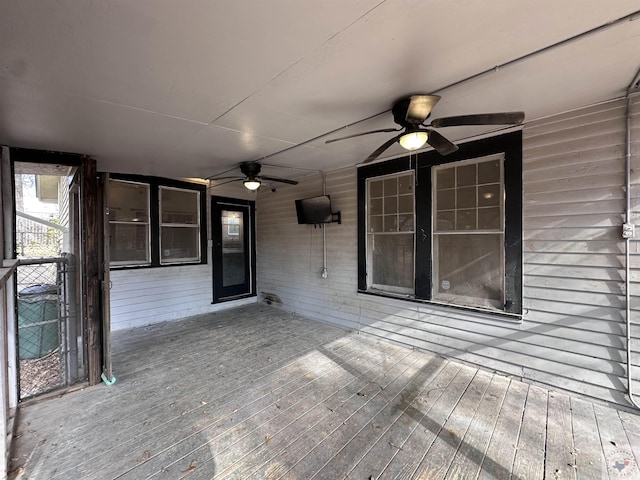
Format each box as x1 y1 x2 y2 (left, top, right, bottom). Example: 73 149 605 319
357 173 367 291
503 134 523 314
199 190 207 266
150 185 160 266
414 165 432 300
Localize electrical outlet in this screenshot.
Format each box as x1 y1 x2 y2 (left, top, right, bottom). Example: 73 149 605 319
622 223 634 239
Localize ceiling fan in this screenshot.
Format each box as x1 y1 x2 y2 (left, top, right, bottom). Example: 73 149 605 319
208 161 299 191
326 94 524 163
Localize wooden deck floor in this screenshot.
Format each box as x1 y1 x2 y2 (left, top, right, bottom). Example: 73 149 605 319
9 304 640 479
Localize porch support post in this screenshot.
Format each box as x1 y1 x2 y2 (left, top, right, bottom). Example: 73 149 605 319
82 157 102 385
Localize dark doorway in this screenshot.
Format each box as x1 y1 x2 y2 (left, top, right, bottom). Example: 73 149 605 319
12 160 86 399
211 196 256 303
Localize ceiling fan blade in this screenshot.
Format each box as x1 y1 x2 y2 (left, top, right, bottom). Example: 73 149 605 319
325 128 401 144
209 178 243 187
208 175 243 182
430 111 525 128
259 175 299 185
405 95 441 124
206 166 242 179
362 134 404 164
427 130 459 156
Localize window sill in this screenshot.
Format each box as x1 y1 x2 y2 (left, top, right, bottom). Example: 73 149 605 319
110 260 204 270
357 289 523 324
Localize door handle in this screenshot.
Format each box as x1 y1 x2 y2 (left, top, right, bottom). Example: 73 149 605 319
419 228 428 242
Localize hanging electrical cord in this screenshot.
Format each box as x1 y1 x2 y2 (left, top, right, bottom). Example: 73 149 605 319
321 171 328 279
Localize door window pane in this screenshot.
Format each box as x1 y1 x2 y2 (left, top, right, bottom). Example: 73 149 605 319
222 210 246 286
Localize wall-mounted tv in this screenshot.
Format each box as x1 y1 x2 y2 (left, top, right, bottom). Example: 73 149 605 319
295 195 332 224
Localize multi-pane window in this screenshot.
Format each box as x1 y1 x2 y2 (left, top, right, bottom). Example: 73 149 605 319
432 155 504 309
366 172 414 293
225 216 240 236
160 187 200 264
108 176 206 268
357 131 522 316
108 181 150 266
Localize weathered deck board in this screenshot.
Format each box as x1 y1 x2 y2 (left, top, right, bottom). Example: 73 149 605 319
250 351 427 480
444 373 510 480
511 384 548 480
544 392 576 479
477 380 529 480
140 334 413 479
212 345 423 480
594 404 640 479
311 356 448 479
413 370 493 479
97 330 392 479
378 365 477 479
619 409 640 472
8 304 640 480
345 361 461 480
571 397 606 480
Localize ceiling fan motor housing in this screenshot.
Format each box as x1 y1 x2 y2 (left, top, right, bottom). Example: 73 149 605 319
392 94 441 127
392 97 416 127
240 161 262 178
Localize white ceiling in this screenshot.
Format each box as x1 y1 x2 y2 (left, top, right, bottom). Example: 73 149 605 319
1 1 640 185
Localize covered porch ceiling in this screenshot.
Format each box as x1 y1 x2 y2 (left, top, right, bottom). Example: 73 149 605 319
1 2 640 184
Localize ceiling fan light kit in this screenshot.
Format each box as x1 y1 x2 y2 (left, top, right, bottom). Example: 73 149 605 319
209 161 300 190
243 179 261 190
399 131 428 150
326 94 524 163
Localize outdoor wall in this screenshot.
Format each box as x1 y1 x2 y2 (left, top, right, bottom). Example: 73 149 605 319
110 263 255 330
109 183 257 331
256 97 640 408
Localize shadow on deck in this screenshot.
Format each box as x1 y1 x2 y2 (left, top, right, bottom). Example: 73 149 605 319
9 303 640 479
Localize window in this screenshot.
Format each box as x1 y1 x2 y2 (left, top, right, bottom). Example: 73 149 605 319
160 187 200 264
357 132 522 315
366 172 415 294
107 175 207 268
108 181 150 266
432 155 504 310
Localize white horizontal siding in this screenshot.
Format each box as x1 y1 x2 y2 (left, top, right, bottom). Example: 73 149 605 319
110 263 256 330
109 188 258 330
256 97 640 407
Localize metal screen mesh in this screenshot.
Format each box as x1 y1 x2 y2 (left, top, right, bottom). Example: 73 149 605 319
16 259 68 400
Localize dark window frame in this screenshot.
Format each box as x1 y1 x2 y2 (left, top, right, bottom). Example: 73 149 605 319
107 173 207 269
357 131 522 316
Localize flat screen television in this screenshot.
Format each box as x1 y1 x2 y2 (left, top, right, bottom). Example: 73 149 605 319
295 195 332 224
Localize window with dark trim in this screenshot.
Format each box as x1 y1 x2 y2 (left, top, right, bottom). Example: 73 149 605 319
107 174 207 268
357 131 522 315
